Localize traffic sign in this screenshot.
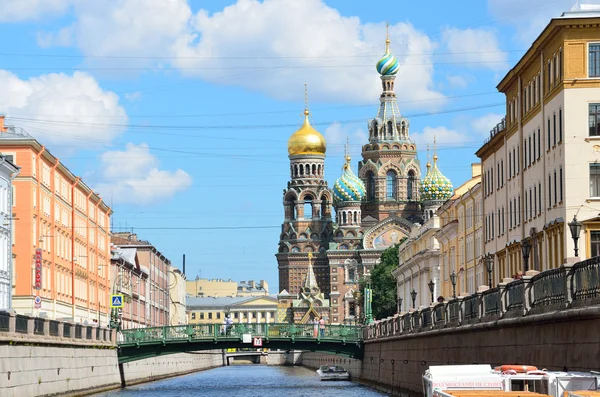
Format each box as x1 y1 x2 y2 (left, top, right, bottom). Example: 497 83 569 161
34 296 41 309
110 294 124 308
253 337 262 347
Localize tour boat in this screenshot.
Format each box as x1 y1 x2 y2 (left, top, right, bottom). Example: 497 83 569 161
423 364 599 397
316 365 350 381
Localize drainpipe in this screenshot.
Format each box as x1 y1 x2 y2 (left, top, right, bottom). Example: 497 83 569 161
71 177 81 321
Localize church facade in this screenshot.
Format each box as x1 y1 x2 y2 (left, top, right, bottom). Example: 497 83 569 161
275 35 453 325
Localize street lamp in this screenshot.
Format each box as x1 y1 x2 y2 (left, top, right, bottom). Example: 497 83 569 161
410 289 417 309
397 297 403 313
568 215 583 257
521 240 531 272
449 271 457 299
485 255 494 288
428 280 435 303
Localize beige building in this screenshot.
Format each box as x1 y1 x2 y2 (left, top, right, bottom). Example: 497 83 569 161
169 268 187 326
476 5 600 284
237 280 268 296
187 296 278 324
186 278 269 298
436 165 483 297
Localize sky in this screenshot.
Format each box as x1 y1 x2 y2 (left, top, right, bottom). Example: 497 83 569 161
0 0 584 292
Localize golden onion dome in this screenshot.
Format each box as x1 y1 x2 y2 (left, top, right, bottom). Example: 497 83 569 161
287 110 327 156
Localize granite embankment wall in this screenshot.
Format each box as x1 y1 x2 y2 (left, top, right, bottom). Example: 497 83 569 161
301 352 362 378
360 307 600 397
120 350 224 387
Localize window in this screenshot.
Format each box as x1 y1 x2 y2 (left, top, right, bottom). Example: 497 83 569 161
528 136 532 165
549 174 553 206
553 113 557 146
191 313 196 320
591 231 600 257
554 170 557 205
560 167 563 202
509 201 513 229
407 170 415 200
532 132 536 161
501 160 504 186
367 172 375 200
558 109 562 142
547 118 551 150
537 128 541 159
513 147 516 176
208 313 213 319
509 152 512 178
303 195 313 219
590 104 600 137
386 171 397 199
217 313 221 319
524 139 528 167
518 196 521 224
591 164 600 197
589 44 600 77
200 313 204 320
533 186 537 217
538 182 542 215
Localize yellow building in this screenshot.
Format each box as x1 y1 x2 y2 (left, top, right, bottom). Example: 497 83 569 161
186 278 237 297
186 296 278 324
476 5 600 283
436 164 483 298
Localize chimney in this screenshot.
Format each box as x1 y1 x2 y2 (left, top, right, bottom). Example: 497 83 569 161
0 115 5 132
248 280 255 288
471 163 482 178
182 254 186 276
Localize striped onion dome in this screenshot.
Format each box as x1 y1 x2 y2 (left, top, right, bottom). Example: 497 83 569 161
333 156 366 204
419 155 453 202
376 38 399 76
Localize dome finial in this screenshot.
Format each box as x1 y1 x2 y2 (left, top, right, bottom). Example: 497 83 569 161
426 143 431 169
385 21 391 53
344 136 351 168
304 83 309 116
433 135 438 164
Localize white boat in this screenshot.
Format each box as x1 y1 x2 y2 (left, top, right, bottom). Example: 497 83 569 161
316 365 350 381
422 364 599 397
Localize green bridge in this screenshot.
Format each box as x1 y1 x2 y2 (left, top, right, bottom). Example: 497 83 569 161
117 323 364 364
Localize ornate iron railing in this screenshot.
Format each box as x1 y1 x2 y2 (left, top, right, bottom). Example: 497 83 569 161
530 266 567 308
571 256 600 301
433 303 445 325
463 295 479 320
421 308 432 328
506 279 525 312
448 300 461 323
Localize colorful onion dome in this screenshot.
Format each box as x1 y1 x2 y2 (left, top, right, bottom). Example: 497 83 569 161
288 109 327 156
333 156 366 203
376 37 399 76
419 154 453 202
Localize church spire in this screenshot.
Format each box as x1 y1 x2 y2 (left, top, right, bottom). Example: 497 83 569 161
303 252 319 290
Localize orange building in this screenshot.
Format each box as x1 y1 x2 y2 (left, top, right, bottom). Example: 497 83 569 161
0 116 112 323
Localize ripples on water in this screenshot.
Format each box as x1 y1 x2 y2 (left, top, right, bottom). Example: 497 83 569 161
95 365 386 397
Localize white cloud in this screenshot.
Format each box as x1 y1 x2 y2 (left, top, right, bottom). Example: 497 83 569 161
470 112 505 137
0 70 127 149
411 126 471 150
446 75 469 89
324 122 367 158
37 0 444 106
441 27 508 71
487 0 576 45
94 143 192 205
0 0 72 22
124 91 142 102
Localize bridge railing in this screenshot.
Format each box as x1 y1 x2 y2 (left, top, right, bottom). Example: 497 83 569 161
119 322 362 345
365 257 600 340
0 311 115 346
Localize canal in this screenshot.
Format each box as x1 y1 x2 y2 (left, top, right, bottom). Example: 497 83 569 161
95 365 386 396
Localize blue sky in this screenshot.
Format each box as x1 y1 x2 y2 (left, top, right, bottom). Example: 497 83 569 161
0 0 582 291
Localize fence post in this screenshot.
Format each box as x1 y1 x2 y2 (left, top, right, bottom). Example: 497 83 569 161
498 279 512 315
476 291 485 320
563 263 576 305
8 311 15 333
523 270 540 314
27 316 35 335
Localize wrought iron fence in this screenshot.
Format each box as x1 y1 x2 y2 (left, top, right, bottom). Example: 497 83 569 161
463 295 479 320
402 314 411 332
75 324 83 339
34 318 45 335
448 300 461 323
15 315 28 333
530 266 567 308
49 320 59 336
63 323 71 338
433 303 445 325
483 288 501 316
506 279 525 312
0 311 9 332
86 327 93 339
571 256 600 301
421 308 432 328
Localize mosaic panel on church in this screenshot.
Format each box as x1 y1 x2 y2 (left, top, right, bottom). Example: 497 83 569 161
366 225 407 249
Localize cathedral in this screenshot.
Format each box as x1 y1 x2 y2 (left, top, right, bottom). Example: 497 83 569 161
275 34 453 325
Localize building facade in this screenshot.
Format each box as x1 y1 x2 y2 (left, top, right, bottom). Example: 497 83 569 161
169 267 187 326
186 278 237 298
276 35 428 324
112 233 170 327
237 280 268 296
476 5 600 284
436 165 483 297
110 247 148 329
0 117 112 322
0 149 19 311
187 296 277 325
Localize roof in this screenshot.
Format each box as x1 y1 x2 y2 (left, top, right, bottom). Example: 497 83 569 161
186 295 277 309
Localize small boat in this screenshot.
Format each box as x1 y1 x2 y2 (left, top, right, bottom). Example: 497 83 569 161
316 365 350 381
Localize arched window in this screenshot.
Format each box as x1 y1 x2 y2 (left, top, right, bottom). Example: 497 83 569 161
407 170 415 200
299 164 304 176
342 212 347 224
387 120 394 138
304 195 313 219
366 171 375 200
386 170 397 199
320 194 328 219
353 212 358 224
312 164 316 175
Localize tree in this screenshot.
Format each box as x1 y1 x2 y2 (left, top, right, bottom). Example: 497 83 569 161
359 240 404 321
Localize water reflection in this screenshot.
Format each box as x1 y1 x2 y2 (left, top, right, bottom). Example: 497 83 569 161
95 365 385 397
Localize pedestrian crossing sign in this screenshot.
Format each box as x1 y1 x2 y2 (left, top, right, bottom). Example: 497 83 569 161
110 294 124 308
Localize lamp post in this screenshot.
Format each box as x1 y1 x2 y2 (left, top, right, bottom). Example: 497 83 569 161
449 271 457 299
397 297 403 313
521 240 531 272
410 289 417 309
428 279 435 303
568 215 583 257
485 255 494 288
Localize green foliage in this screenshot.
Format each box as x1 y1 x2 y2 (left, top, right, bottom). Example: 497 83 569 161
359 241 404 321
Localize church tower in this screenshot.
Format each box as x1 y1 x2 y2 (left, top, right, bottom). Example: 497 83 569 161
420 140 454 220
276 88 334 295
358 27 421 224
